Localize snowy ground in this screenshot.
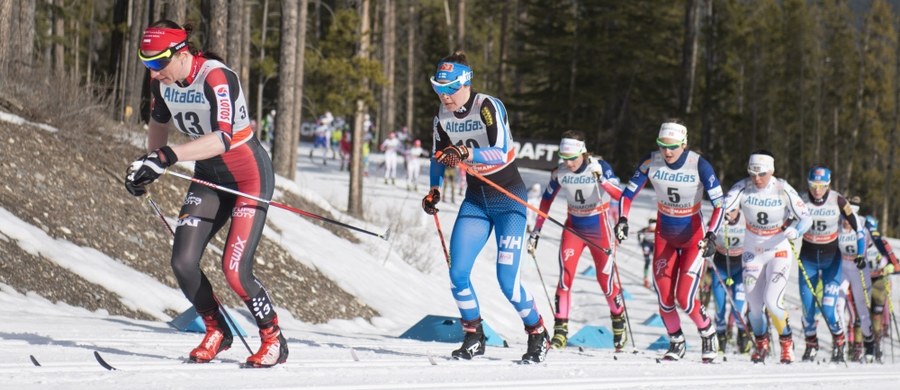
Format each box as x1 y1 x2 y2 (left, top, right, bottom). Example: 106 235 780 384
3 139 900 389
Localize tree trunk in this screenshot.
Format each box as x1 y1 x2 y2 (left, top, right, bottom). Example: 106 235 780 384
207 0 227 57
456 0 465 51
679 0 700 116
53 0 65 76
272 0 298 178
240 1 251 90
497 0 509 98
442 0 453 52
256 0 269 128
405 3 415 135
125 0 147 124
382 0 396 140
349 0 371 217
166 0 186 23
290 0 309 176
0 0 13 74
227 0 243 69
18 0 36 67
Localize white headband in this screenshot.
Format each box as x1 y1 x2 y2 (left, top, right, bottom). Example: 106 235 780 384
748 154 775 174
559 138 586 157
658 122 687 144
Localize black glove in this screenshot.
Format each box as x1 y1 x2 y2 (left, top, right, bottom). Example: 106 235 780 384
436 145 469 168
125 146 177 196
699 231 716 258
613 217 628 243
855 255 867 270
422 188 441 215
527 231 541 255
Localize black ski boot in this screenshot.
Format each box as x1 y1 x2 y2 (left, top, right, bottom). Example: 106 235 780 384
521 319 550 363
451 319 486 360
737 330 752 354
612 313 627 352
830 333 846 363
662 331 686 361
716 332 728 354
700 325 718 362
550 319 568 349
801 335 818 362
864 335 876 363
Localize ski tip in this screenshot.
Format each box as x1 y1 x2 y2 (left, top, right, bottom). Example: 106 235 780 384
350 347 360 362
93 351 117 371
426 351 438 366
613 355 618 361
578 346 584 352
381 228 392 241
29 355 41 367
655 358 661 364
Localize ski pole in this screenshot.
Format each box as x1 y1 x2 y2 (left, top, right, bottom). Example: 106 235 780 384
705 257 754 344
146 194 175 236
432 214 450 266
790 240 828 321
164 169 390 240
527 250 556 317
449 157 612 256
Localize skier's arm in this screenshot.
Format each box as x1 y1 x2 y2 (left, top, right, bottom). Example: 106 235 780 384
534 169 561 232
698 157 725 235
619 155 652 219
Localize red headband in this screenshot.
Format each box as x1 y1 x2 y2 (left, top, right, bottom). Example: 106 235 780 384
140 27 188 53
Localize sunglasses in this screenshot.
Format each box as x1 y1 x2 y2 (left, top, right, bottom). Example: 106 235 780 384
138 41 186 71
430 72 471 96
748 171 769 178
656 139 683 150
559 154 580 161
808 182 829 191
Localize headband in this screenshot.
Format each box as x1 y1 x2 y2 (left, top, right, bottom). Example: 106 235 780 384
657 122 687 144
434 62 473 85
748 154 775 174
140 27 188 53
559 138 586 158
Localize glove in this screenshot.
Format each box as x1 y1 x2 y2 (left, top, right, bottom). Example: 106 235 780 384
125 146 177 196
613 217 629 243
699 232 716 258
436 145 469 168
422 188 441 215
527 231 541 255
783 226 799 240
855 255 867 270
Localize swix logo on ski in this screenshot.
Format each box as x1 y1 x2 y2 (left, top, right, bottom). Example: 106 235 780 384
444 120 483 132
560 175 596 185
163 88 205 104
215 85 231 122
228 236 247 271
746 196 782 207
651 170 696 183
809 208 837 217
499 235 523 250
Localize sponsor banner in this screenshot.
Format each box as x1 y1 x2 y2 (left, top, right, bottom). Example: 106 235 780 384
512 139 560 170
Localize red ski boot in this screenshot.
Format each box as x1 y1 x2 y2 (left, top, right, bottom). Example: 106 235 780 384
245 321 289 368
189 310 233 363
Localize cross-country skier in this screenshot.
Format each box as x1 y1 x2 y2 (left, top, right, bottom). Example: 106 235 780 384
710 208 749 355
837 196 874 362
615 120 724 362
527 131 626 350
124 20 287 367
855 200 900 362
636 219 657 289
799 165 861 363
421 51 550 363
381 132 402 185
722 150 811 364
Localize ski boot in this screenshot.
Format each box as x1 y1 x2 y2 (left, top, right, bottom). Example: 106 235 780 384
550 319 568 349
779 334 794 364
801 335 818 362
849 342 863 362
874 336 884 364
245 320 289 368
662 331 687 361
864 335 876 363
521 319 550 363
452 319 486 360
716 332 728 354
612 313 627 352
751 333 770 363
737 331 752 354
700 325 718 363
189 309 233 363
830 333 846 363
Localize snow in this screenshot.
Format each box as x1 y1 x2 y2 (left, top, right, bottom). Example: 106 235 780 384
2 125 900 388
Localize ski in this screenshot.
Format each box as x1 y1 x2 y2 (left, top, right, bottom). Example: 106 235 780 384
93 351 117 371
29 355 41 367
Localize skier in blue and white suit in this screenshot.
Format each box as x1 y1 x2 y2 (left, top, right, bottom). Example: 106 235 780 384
420 51 549 363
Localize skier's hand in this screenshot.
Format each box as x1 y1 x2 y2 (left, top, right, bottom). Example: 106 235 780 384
422 188 441 215
783 226 799 240
125 146 177 196
614 217 629 243
527 231 541 255
436 145 469 168
855 255 867 270
699 232 716 258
